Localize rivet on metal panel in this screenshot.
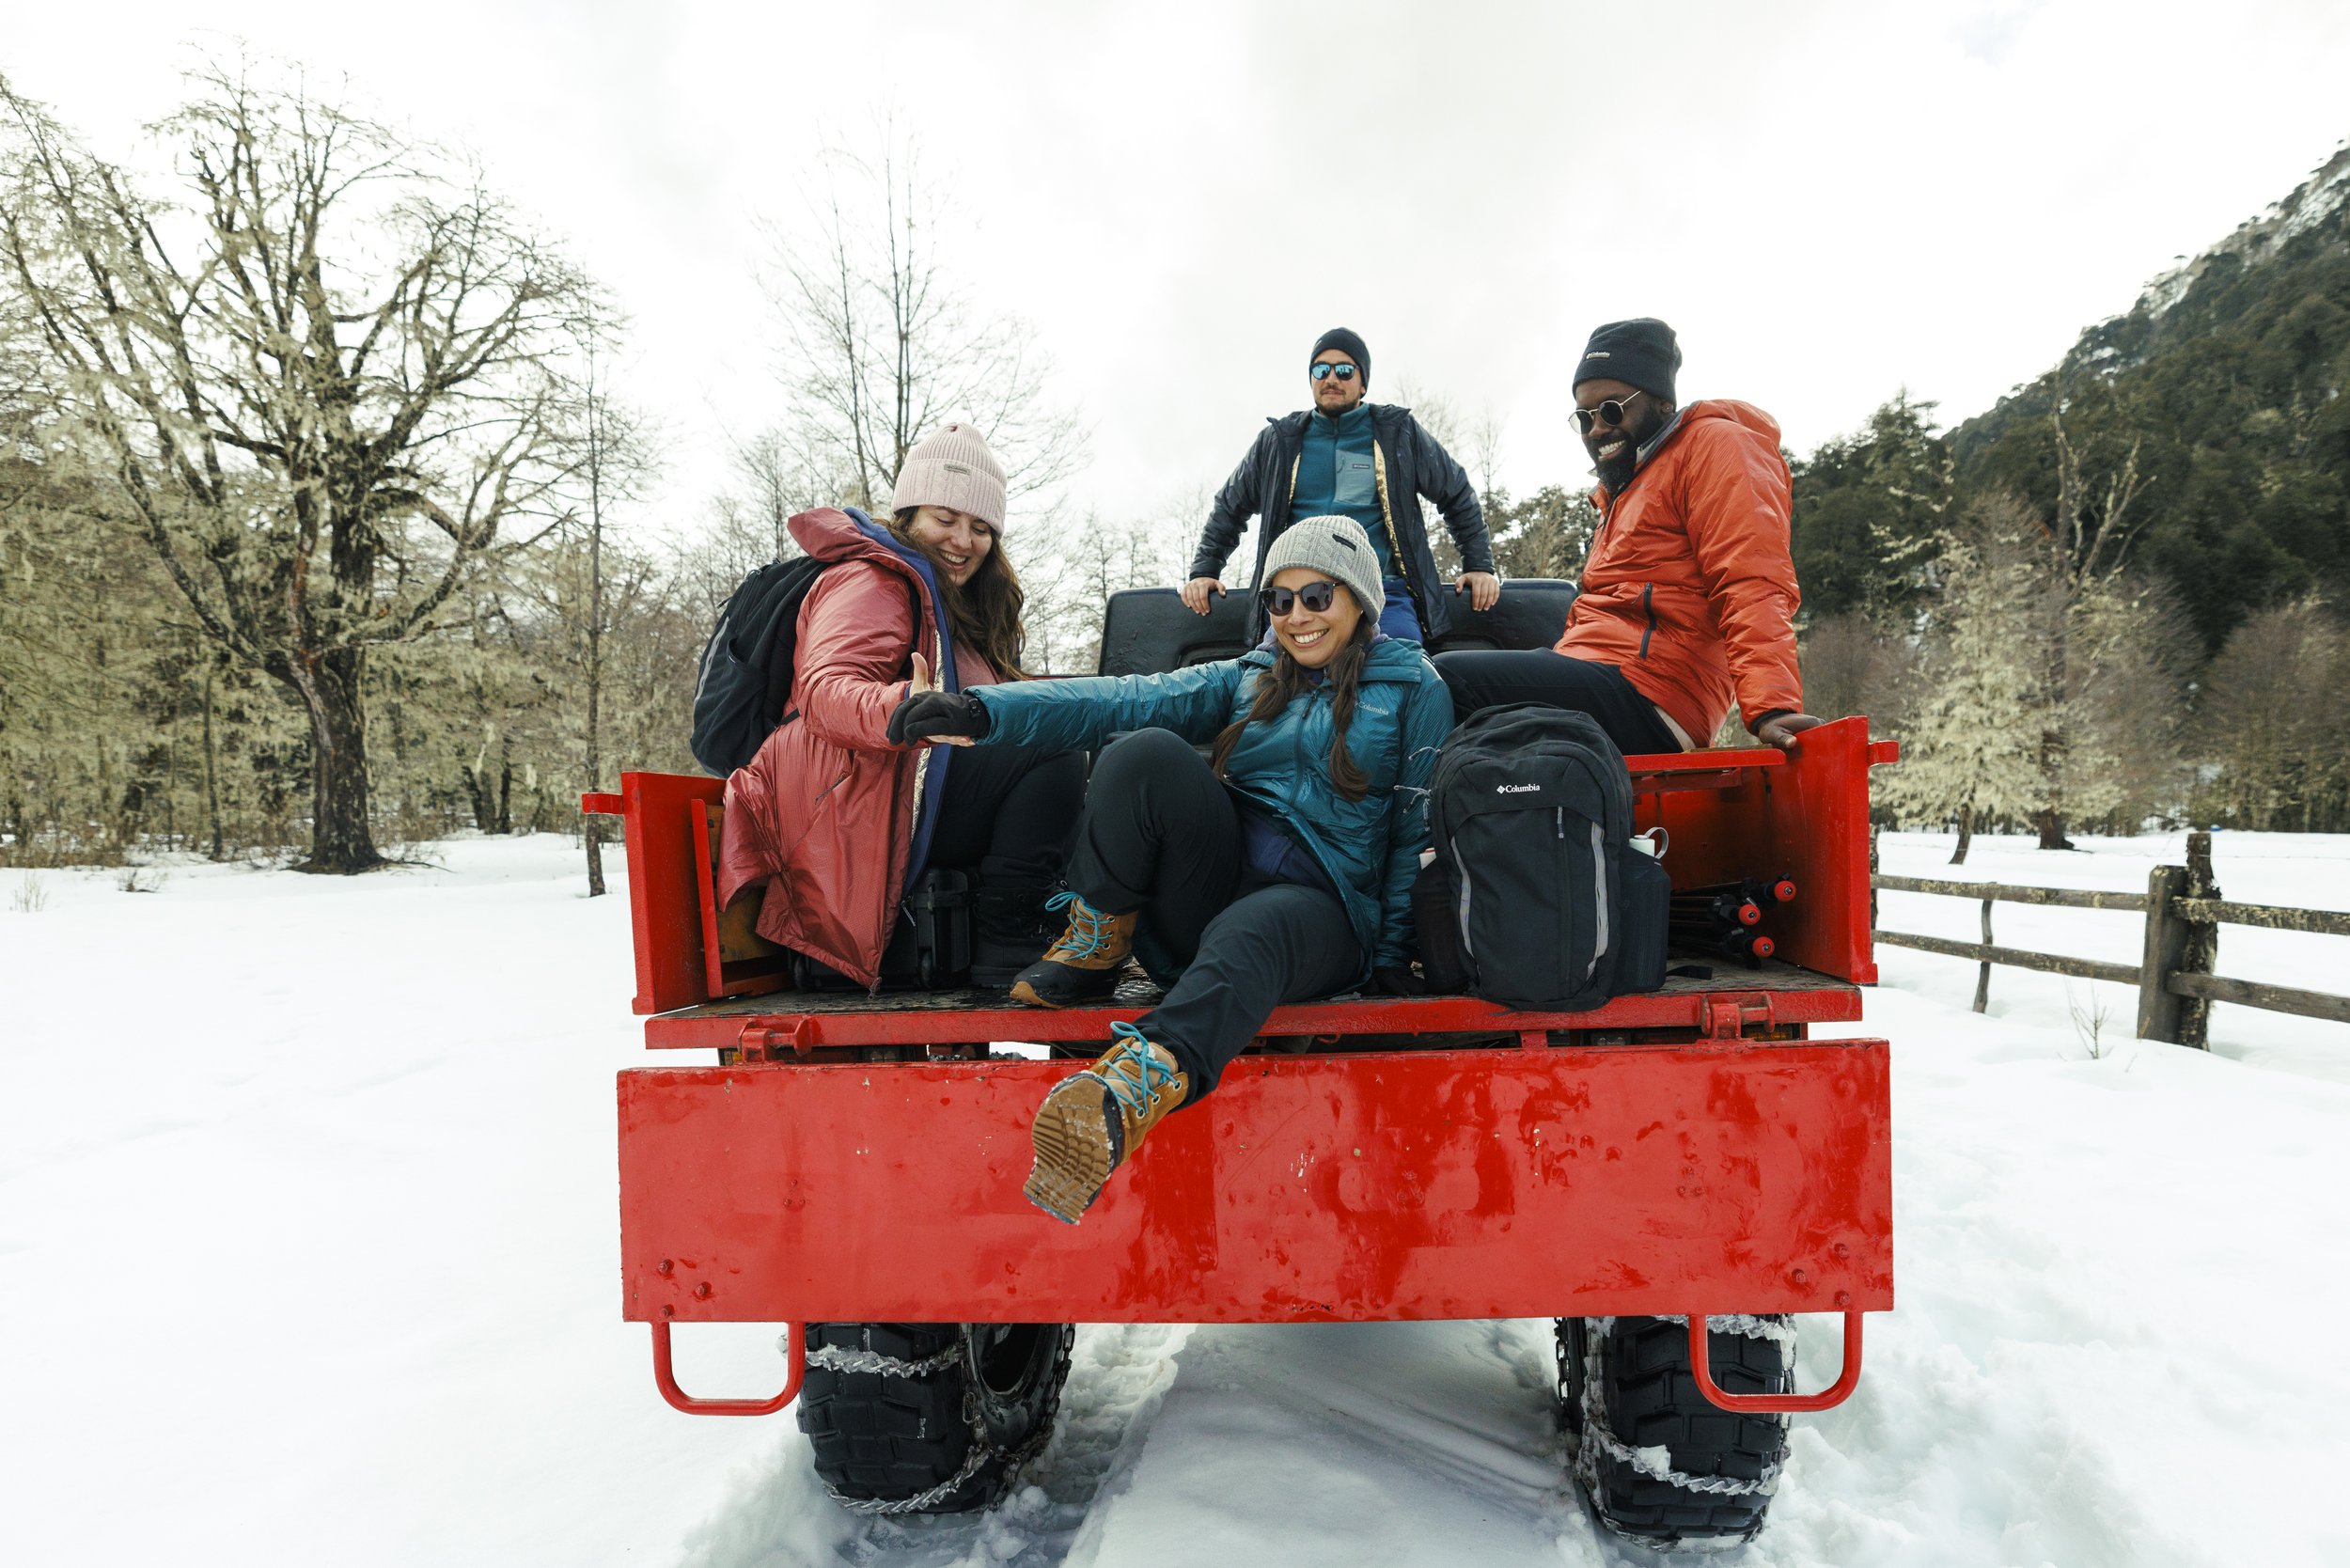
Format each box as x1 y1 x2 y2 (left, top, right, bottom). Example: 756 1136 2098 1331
695 1281 713 1299
1833 1242 1850 1259
1789 1267 1808 1285
1836 1290 1852 1308
662 1304 675 1319
658 1259 675 1277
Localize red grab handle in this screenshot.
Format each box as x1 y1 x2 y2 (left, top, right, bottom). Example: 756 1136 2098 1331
1685 1310 1864 1414
650 1319 806 1416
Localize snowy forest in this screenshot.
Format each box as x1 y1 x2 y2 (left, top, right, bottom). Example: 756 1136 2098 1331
3 61 2347 873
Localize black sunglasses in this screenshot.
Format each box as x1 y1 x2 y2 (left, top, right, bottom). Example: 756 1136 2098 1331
1573 388 1645 435
1258 579 1340 617
1309 362 1359 383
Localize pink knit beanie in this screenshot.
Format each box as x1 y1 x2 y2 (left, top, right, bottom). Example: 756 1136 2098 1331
890 422 1008 531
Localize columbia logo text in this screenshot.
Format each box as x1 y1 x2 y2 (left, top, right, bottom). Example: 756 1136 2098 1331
1496 783 1543 794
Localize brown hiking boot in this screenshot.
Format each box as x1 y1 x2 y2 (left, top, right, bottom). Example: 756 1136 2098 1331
1025 1023 1190 1223
1008 891 1139 1008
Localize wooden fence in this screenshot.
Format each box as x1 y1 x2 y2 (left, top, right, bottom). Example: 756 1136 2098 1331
1871 829 2350 1046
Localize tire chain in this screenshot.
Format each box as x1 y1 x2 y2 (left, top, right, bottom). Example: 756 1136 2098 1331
810 1324 1077 1517
1557 1316 1786 1504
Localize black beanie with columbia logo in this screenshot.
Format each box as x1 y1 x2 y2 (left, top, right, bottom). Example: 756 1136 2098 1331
1574 318 1680 403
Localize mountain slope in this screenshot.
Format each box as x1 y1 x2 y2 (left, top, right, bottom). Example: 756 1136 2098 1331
1949 142 2350 648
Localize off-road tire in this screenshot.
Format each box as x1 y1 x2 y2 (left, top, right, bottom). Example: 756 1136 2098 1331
1556 1314 1794 1547
797 1321 1075 1513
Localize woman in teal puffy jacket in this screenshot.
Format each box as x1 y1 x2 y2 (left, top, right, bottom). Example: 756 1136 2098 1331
887 516 1452 1222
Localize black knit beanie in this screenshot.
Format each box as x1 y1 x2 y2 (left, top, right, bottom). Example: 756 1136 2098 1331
1309 326 1371 386
1574 318 1680 403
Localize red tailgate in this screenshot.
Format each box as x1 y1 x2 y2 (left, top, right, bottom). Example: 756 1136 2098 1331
618 1038 1892 1326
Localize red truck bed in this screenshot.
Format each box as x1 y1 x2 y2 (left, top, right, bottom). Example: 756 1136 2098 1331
588 716 1898 1416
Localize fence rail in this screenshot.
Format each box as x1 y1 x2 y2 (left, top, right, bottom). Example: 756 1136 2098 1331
1871 931 2138 987
1870 829 2350 1046
1872 875 2149 914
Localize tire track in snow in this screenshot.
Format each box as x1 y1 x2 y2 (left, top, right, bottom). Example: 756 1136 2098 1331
674 1324 1190 1568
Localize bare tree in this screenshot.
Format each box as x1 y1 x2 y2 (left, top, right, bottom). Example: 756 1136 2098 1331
2029 391 2148 849
1024 504 1183 674
721 426 838 561
0 62 600 871
1466 408 1508 512
2193 597 2350 831
569 344 659 896
1797 610 1920 742
760 122 1085 512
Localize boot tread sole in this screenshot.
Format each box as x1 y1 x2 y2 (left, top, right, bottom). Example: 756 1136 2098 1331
1025 1077 1118 1223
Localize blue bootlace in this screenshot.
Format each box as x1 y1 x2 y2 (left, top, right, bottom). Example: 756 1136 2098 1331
1095 1021 1178 1117
1044 889 1119 962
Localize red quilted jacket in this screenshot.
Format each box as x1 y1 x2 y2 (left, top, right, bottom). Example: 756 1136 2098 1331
716 508 1000 985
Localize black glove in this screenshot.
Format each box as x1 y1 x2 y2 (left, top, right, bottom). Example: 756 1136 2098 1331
885 688 991 746
1371 964 1427 996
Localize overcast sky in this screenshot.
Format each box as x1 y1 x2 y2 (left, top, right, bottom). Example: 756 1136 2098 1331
7 0 2349 550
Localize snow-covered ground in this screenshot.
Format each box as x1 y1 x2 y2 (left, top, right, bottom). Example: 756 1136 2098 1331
4 831 2347 1567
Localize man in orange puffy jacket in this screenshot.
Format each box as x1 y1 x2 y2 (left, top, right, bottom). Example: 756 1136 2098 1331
1434 318 1822 755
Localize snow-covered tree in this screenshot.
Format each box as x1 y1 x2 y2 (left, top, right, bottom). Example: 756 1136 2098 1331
1880 507 2044 864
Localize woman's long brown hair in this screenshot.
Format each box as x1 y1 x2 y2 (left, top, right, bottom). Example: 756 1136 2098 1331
1208 617 1375 802
889 507 1029 682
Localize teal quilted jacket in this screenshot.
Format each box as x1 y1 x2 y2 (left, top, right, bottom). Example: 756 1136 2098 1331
971 638 1453 976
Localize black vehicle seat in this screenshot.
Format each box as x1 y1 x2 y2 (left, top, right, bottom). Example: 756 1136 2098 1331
1096 580 1580 679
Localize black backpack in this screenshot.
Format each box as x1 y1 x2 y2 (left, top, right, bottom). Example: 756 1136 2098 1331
1415 705 1668 1011
689 557 921 776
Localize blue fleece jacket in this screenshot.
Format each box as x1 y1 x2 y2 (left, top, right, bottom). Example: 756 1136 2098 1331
969 637 1451 977
1291 403 1395 576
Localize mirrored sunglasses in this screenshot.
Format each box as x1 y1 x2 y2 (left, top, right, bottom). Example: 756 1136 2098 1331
1259 579 1340 617
1309 362 1359 383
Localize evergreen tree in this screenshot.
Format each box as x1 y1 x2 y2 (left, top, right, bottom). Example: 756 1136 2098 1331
1878 508 2043 864
1790 393 1953 619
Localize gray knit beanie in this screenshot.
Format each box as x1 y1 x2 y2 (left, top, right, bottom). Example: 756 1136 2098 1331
1260 515 1386 619
891 422 1008 530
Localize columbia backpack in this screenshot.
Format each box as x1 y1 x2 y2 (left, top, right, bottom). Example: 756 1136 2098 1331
1415 705 1668 1011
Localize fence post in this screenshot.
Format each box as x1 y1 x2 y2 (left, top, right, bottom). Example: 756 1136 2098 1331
2177 830 2220 1049
1973 897 1993 1013
1868 823 1880 931
2137 863 2187 1043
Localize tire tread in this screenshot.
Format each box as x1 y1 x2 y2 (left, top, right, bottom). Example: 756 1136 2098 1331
1557 1314 1794 1545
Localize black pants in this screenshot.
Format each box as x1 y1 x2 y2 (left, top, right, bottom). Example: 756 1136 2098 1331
927 744 1086 885
1433 650 1684 755
1066 729 1364 1100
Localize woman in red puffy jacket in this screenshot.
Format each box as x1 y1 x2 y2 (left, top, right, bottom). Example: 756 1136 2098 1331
715 424 1083 988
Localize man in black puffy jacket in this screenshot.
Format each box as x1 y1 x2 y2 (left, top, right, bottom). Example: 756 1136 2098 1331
1182 327 1497 644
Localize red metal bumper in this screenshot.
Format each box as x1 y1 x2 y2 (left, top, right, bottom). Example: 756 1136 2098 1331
618 1037 1891 1327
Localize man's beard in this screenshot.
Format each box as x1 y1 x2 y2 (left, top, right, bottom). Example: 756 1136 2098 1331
1589 405 1667 493
1592 445 1637 494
